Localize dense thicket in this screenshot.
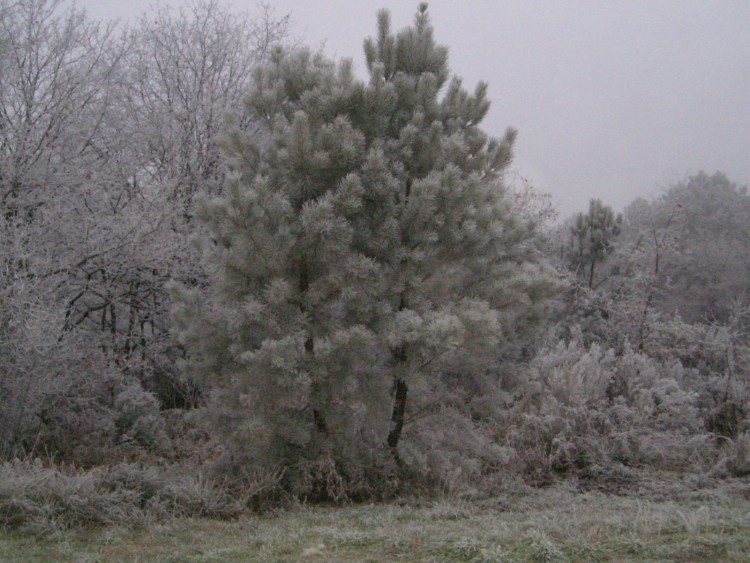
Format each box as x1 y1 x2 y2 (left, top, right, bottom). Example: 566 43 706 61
528 174 750 484
0 0 290 460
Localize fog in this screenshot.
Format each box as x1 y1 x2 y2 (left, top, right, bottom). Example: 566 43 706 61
82 0 749 218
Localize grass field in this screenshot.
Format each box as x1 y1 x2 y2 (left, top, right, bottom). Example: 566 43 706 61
1 474 748 562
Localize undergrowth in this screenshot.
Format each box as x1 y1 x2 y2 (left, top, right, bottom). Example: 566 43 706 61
0 459 243 535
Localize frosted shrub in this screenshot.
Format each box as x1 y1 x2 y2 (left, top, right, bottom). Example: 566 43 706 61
630 364 701 432
0 282 120 463
528 340 613 407
0 460 243 533
502 337 714 479
401 407 511 494
613 307 749 439
114 384 170 453
0 460 141 533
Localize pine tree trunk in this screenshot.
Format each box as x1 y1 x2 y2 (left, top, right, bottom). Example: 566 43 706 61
387 377 408 458
387 292 409 461
299 256 329 437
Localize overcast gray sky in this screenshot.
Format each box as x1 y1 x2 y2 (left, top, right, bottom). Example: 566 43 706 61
81 0 749 218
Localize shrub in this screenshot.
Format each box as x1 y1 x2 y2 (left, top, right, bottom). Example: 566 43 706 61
0 459 244 534
0 460 142 533
497 335 745 481
113 384 170 453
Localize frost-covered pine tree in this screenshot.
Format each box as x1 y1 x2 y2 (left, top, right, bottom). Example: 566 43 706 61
172 4 556 496
567 199 622 289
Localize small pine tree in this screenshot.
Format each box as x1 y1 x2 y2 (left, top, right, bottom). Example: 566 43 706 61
172 4 557 496
567 199 622 289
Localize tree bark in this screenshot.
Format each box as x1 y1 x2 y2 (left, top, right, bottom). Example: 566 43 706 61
299 256 328 437
387 292 409 460
387 377 408 456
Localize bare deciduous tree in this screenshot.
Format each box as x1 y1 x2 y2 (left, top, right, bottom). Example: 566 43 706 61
0 0 292 458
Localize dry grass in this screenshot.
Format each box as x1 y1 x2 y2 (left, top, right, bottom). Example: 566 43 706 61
0 460 243 535
1 473 748 561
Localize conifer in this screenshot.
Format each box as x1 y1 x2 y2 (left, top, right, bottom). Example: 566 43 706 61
172 4 556 495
